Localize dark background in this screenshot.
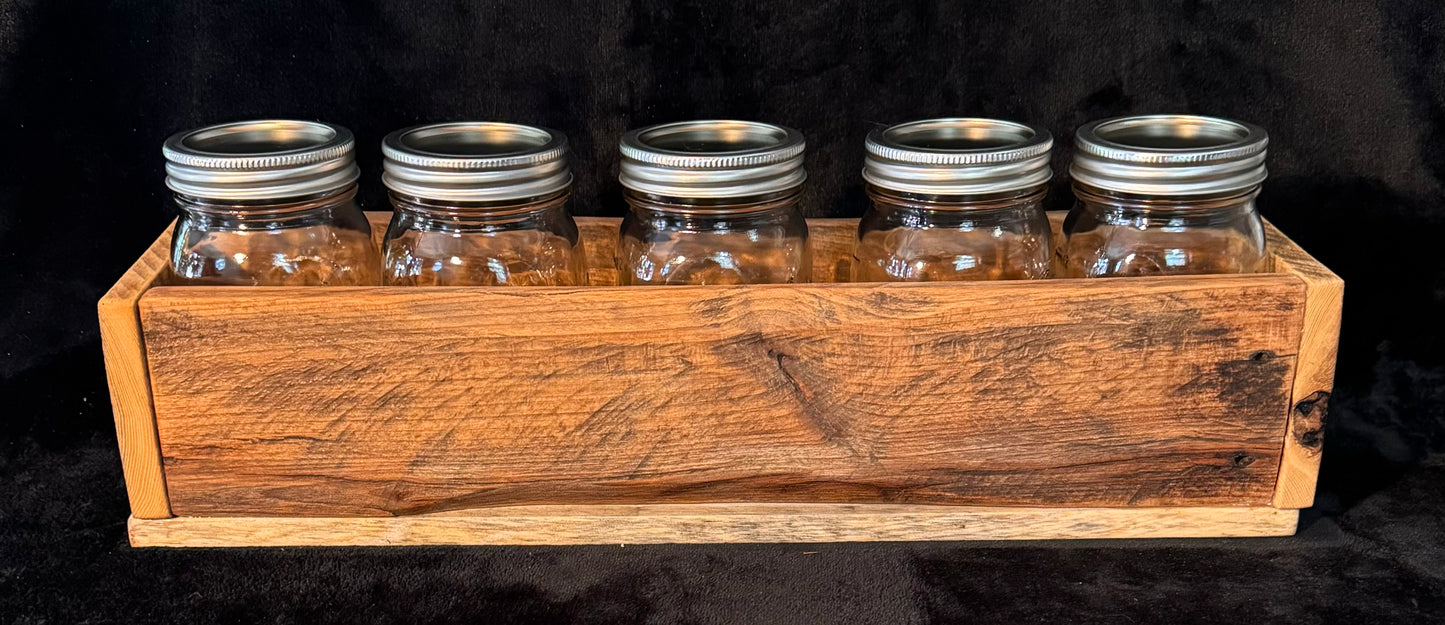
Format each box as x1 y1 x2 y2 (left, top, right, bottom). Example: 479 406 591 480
3 0 1444 622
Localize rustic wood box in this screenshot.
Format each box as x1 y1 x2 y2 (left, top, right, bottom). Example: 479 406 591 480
100 212 1341 547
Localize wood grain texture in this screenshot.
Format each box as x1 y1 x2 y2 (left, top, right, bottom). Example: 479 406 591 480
98 224 175 519
127 505 1298 547
139 269 1306 516
578 218 621 286
1266 223 1343 508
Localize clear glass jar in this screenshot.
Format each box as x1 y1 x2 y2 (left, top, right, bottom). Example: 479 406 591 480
1060 186 1266 277
164 120 380 286
853 118 1054 282
380 122 586 286
1059 115 1269 277
384 192 585 286
615 120 810 285
618 189 809 285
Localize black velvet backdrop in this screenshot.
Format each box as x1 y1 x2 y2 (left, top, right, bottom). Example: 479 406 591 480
3 0 1444 622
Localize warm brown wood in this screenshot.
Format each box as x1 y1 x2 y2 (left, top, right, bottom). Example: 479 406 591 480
139 270 1305 516
366 211 388 248
803 218 860 283
1266 224 1343 508
98 224 175 519
127 505 1298 547
578 218 620 285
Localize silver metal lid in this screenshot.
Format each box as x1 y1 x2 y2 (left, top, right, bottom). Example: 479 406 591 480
619 120 806 198
1070 114 1269 196
382 122 571 202
163 120 359 201
863 118 1053 195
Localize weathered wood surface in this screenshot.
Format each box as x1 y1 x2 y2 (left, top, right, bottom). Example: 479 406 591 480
140 268 1306 516
128 505 1298 547
98 224 175 519
1266 224 1343 508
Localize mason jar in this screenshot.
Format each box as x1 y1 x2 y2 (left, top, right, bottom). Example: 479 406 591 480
1059 115 1269 277
853 118 1054 282
616 120 809 285
164 120 380 286
380 122 586 286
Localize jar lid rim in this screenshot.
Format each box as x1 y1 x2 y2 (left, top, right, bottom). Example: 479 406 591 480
382 122 569 170
863 118 1054 195
163 120 354 171
1070 114 1269 195
620 120 805 169
619 120 807 198
381 122 573 202
865 118 1053 165
1074 115 1268 164
162 120 359 200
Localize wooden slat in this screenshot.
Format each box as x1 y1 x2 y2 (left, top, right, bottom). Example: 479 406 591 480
1266 224 1343 508
578 219 619 286
98 223 175 519
128 505 1298 546
802 218 858 283
140 270 1305 516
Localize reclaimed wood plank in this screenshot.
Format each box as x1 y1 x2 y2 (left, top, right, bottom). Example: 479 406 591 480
98 223 175 519
128 505 1299 546
1266 223 1343 508
140 272 1305 516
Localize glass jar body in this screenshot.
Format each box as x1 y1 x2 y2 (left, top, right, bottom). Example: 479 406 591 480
1058 185 1267 278
383 191 586 286
853 185 1052 282
616 189 810 285
169 185 380 286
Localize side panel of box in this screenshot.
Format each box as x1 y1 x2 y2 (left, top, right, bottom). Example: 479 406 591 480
1266 227 1344 508
99 226 175 519
140 275 1305 517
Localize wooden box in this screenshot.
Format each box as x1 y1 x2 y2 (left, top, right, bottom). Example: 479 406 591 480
100 212 1341 547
